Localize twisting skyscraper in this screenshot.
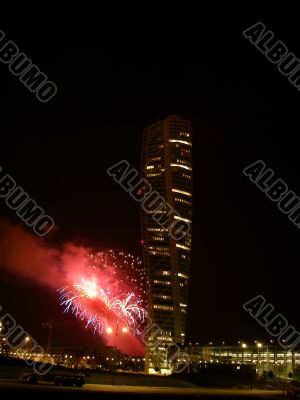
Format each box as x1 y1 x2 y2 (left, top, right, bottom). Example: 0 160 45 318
141 115 192 373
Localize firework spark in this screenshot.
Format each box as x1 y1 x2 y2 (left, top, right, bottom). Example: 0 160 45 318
58 250 148 336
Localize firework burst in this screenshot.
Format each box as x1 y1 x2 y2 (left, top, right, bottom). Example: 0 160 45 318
58 250 148 336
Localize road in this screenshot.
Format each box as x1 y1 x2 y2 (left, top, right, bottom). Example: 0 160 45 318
0 380 285 399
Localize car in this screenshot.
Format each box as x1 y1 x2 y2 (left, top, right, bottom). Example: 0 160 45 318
19 372 85 387
52 374 85 387
19 372 38 384
287 380 300 397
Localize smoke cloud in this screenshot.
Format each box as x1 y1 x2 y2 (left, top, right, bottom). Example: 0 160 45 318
0 220 89 288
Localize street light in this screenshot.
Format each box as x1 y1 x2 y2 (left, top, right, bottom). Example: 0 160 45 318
106 322 128 385
241 343 247 363
257 342 262 375
24 336 30 357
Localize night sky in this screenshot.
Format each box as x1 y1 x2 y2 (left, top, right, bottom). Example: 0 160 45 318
1 3 300 351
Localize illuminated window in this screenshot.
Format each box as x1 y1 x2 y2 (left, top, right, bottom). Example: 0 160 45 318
169 139 192 146
170 163 192 171
174 215 192 224
178 272 189 279
153 305 174 311
174 197 191 206
146 173 162 177
172 188 192 197
148 227 163 232
150 156 161 161
152 236 165 241
149 251 170 256
153 280 172 285
148 246 169 251
154 294 172 300
176 243 190 251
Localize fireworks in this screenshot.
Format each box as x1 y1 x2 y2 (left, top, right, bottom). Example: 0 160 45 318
58 250 148 336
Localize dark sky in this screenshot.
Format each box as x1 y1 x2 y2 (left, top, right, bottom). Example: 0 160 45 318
0 3 300 350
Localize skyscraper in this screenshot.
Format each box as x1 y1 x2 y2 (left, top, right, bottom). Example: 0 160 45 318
141 115 192 373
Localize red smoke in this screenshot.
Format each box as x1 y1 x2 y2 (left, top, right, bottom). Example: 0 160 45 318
0 220 88 288
0 220 145 355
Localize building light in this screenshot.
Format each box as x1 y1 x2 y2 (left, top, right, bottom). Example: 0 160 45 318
170 163 192 171
153 304 174 311
153 280 172 285
169 139 192 146
172 188 192 197
146 173 162 177
180 303 187 307
149 251 170 256
146 165 155 169
178 272 189 279
174 215 192 224
152 236 165 241
150 156 161 161
175 197 191 205
148 246 170 256
179 132 190 137
148 246 169 251
154 294 172 300
176 244 191 251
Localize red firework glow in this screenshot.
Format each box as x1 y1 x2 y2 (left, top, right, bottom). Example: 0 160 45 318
0 221 148 354
58 251 148 337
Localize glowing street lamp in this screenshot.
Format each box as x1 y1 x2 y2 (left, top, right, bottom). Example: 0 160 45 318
256 342 262 374
106 323 128 385
241 343 247 363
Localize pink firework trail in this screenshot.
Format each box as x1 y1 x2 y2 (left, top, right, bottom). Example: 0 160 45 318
58 250 148 336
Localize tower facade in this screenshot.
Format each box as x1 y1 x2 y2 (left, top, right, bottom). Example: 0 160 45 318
141 115 192 373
